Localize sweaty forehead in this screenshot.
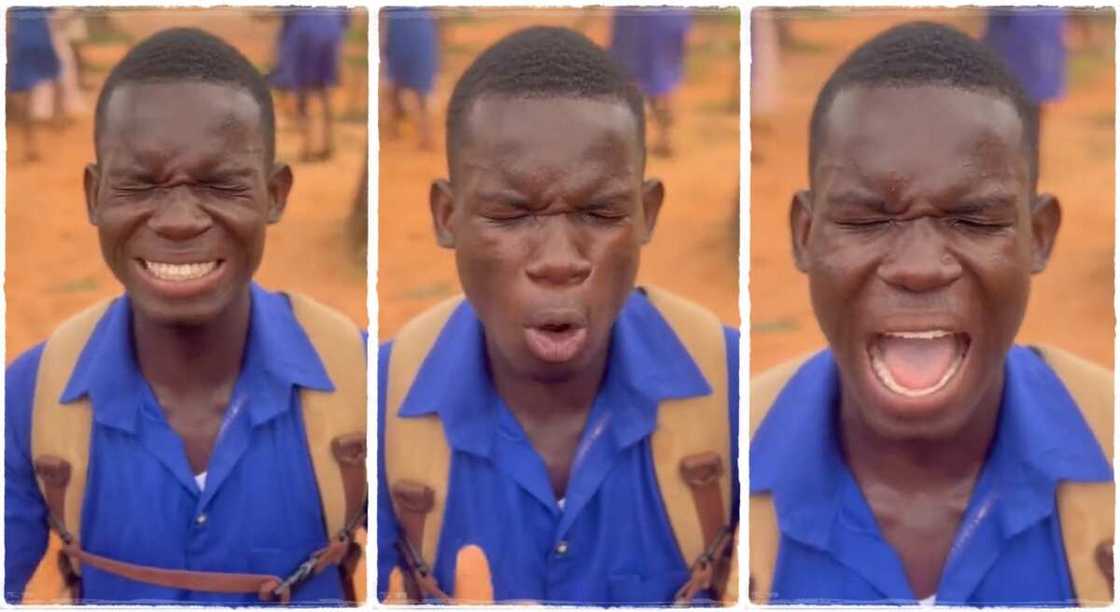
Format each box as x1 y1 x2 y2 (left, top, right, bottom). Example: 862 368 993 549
815 85 1029 195
455 95 642 188
99 81 265 166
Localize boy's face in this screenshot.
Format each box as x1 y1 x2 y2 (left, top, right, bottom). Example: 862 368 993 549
792 85 1060 439
432 96 663 382
86 81 291 326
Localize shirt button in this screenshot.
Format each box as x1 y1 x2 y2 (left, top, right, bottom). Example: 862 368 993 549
195 513 208 526
554 541 569 556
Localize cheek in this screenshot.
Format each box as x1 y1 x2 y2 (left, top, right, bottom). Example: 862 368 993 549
453 227 526 313
958 237 1033 331
807 231 878 304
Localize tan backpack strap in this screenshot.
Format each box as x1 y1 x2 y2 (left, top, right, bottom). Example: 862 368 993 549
747 354 808 604
289 293 367 546
384 295 462 599
1034 345 1115 606
641 287 733 601
748 494 779 604
31 297 113 578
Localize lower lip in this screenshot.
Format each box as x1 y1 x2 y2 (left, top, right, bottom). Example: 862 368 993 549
134 259 226 300
524 327 589 363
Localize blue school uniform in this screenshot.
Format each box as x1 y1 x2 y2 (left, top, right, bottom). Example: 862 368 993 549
5 285 358 604
984 9 1067 104
609 8 691 98
7 8 60 93
270 9 349 91
751 347 1111 605
383 8 439 95
377 291 739 604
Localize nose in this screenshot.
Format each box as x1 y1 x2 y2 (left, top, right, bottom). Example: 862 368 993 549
147 186 212 240
876 218 962 292
525 215 592 287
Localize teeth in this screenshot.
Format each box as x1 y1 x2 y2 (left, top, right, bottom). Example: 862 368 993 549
870 336 965 398
143 260 218 282
882 330 952 340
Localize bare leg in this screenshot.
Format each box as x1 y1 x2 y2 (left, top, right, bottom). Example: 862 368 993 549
319 88 334 160
10 93 39 162
296 89 312 161
650 95 674 158
416 91 433 151
384 83 404 139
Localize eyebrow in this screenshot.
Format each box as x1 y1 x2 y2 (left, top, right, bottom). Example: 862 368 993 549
950 193 1018 213
823 190 885 211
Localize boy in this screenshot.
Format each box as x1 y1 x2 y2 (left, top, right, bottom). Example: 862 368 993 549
750 21 1111 605
6 28 365 605
378 26 738 605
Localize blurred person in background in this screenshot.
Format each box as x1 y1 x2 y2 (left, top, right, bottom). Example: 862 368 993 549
269 8 349 162
7 7 61 162
609 8 691 158
984 8 1066 123
382 7 439 151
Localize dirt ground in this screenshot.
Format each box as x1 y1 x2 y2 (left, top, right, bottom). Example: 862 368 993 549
6 8 368 603
377 8 741 340
751 8 1115 373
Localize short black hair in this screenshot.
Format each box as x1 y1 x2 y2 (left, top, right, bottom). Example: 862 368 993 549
94 27 276 164
445 26 646 179
809 21 1039 188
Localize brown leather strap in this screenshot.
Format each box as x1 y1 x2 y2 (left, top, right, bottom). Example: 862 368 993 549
390 480 449 603
37 454 283 597
673 452 732 603
680 452 726 548
330 432 367 539
66 542 281 595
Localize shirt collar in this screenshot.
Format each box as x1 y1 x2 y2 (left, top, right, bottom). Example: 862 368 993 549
749 345 1113 550
398 289 712 457
60 283 334 431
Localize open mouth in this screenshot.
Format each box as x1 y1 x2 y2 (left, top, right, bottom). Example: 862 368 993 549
140 259 222 282
868 330 970 398
524 314 589 364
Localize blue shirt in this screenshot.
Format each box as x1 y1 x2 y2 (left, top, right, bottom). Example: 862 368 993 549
377 290 739 605
6 284 359 605
750 346 1112 605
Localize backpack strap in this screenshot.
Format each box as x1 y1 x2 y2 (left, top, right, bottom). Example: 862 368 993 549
31 294 366 602
747 353 811 604
383 295 462 602
748 347 1116 605
31 297 112 585
287 293 368 602
1034 345 1114 605
641 287 734 602
384 289 734 602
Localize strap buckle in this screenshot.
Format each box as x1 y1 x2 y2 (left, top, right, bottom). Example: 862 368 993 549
271 493 368 601
673 524 735 604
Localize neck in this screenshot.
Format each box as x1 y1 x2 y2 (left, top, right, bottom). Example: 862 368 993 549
489 343 609 423
840 379 1002 493
132 291 252 398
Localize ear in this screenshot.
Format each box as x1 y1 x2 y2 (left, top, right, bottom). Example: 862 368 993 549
266 163 293 224
84 163 100 225
639 178 665 244
430 179 456 249
790 190 814 273
1029 193 1061 273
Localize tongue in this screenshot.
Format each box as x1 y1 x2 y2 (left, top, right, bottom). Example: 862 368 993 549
877 335 960 390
